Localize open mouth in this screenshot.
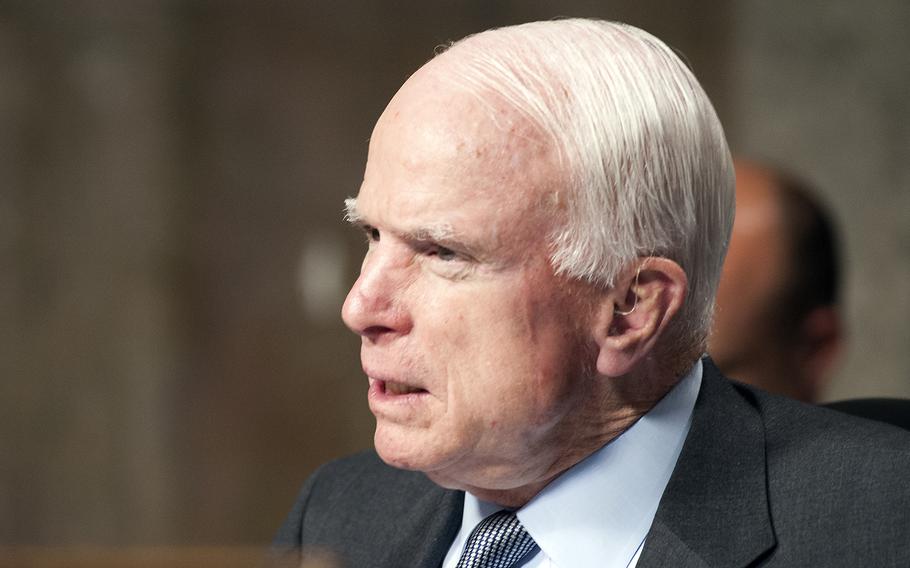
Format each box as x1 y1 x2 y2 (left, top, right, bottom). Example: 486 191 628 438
383 381 428 396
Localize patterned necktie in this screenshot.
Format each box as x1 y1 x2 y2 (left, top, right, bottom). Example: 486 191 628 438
455 510 539 568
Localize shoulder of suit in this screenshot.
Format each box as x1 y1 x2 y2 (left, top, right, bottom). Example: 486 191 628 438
701 359 910 455
743 384 910 450
732 382 910 498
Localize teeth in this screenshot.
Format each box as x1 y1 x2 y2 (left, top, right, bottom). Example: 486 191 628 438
386 382 422 395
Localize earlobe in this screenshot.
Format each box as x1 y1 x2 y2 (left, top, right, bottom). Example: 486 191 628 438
592 258 688 377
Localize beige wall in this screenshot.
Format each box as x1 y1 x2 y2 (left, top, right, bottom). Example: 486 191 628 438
1 0 907 546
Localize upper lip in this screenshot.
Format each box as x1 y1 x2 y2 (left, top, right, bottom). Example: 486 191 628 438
362 364 427 392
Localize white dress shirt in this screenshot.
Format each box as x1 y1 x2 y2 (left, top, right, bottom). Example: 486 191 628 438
442 358 702 568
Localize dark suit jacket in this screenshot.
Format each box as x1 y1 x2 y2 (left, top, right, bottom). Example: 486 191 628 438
274 361 910 567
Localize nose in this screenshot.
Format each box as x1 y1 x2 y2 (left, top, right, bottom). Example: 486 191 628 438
341 246 413 343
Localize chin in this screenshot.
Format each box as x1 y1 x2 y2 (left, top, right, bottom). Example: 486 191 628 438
373 422 468 479
374 425 434 472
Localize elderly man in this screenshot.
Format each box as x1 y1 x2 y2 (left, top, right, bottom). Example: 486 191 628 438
275 19 910 567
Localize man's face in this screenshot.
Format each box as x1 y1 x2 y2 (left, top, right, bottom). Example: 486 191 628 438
341 67 598 493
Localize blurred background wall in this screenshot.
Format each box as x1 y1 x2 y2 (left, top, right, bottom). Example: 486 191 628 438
1 0 908 548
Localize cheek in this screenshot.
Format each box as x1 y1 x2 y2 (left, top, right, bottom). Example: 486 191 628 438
432 282 586 417
414 291 531 433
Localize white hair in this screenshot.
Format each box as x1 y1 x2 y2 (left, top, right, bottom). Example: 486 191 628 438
436 19 735 353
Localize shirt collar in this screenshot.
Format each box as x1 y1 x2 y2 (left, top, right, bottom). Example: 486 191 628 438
455 358 703 568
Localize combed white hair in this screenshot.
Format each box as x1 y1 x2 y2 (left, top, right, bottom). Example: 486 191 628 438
437 19 734 352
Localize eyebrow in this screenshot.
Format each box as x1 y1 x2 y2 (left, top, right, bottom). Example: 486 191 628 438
343 197 473 252
343 197 361 224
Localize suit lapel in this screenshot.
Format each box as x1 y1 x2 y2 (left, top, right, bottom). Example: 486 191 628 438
637 360 776 568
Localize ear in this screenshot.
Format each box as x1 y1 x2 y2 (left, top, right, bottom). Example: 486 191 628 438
591 258 688 377
797 305 843 398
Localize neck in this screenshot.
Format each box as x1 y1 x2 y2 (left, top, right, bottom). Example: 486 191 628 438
462 373 680 508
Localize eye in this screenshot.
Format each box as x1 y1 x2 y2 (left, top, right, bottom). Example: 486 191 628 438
421 243 459 262
361 225 380 242
419 242 475 279
432 246 458 261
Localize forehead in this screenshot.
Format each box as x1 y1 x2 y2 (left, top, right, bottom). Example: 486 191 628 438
356 64 564 242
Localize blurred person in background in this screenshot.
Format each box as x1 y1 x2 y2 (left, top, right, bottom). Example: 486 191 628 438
710 159 843 402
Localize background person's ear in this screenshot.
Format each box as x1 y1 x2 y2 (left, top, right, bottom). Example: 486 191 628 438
796 305 843 399
592 258 688 377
